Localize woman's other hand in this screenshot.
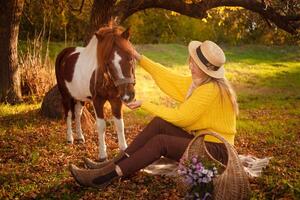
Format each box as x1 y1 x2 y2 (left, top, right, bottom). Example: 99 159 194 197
125 100 143 110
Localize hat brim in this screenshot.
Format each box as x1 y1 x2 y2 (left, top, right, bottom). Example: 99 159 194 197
188 41 225 79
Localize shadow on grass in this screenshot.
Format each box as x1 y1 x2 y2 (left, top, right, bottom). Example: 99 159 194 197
225 45 300 64
235 61 300 99
0 108 60 130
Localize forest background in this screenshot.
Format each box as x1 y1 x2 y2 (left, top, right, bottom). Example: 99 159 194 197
1 0 299 199
20 0 299 45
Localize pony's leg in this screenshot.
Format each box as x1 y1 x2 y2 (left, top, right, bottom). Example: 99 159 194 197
93 96 107 161
75 101 85 143
63 98 75 144
96 118 107 161
113 116 127 150
109 98 127 151
66 110 74 144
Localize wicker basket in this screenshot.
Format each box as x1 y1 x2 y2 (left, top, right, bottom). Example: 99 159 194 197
182 131 250 200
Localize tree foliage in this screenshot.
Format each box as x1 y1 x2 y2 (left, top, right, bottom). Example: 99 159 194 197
20 0 92 42
125 7 298 45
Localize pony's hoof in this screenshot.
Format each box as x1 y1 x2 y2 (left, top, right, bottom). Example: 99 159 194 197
98 157 107 162
76 138 85 144
67 140 74 144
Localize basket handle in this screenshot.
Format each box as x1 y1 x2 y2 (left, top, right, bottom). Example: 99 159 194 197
188 131 239 168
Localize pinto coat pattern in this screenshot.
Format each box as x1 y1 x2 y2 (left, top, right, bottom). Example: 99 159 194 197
55 25 136 160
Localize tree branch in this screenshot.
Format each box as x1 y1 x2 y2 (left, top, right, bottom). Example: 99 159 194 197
116 0 299 35
116 0 207 22
210 0 299 35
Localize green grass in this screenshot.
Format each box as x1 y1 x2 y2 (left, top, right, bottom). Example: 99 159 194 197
18 40 83 60
1 43 300 199
0 103 40 116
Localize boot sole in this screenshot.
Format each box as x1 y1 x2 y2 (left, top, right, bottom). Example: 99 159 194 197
83 158 110 169
69 165 119 188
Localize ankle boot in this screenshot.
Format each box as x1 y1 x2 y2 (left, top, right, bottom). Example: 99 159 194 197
69 162 119 188
84 151 127 169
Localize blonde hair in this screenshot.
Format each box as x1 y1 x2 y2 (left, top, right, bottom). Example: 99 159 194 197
194 76 239 115
213 78 239 115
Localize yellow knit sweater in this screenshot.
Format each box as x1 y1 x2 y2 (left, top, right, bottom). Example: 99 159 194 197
139 56 236 145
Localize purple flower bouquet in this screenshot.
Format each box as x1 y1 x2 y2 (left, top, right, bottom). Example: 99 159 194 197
178 155 218 200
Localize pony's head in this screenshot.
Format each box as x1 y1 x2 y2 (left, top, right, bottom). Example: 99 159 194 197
95 25 136 103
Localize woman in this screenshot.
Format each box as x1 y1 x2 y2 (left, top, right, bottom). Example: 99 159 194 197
69 40 239 188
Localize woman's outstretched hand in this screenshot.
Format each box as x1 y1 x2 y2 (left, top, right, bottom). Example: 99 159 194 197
125 100 143 110
132 49 141 61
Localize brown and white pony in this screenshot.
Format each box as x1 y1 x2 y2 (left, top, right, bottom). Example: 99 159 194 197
55 25 136 161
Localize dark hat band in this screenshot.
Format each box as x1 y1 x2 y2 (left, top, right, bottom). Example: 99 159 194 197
196 46 220 71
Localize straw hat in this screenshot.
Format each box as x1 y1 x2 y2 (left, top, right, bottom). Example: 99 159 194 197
188 40 226 79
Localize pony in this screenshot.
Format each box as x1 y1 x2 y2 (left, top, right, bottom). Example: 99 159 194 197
55 24 136 161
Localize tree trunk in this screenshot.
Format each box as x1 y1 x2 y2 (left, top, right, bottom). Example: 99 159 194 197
0 0 24 104
85 0 117 43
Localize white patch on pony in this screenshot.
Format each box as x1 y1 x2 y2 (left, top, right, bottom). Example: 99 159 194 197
112 51 125 79
121 94 130 102
96 118 107 160
66 111 74 144
75 101 85 143
113 116 127 150
65 36 98 102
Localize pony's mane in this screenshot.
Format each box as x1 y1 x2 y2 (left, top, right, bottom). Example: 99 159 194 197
96 25 134 71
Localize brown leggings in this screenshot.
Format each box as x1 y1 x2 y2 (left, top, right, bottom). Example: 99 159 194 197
118 117 228 177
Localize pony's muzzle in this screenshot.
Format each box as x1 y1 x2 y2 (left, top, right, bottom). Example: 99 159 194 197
121 91 135 103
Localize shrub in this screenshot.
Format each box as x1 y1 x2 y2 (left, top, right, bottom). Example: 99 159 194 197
19 37 56 102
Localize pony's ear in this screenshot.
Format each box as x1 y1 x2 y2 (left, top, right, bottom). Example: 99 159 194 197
95 32 104 41
121 27 130 40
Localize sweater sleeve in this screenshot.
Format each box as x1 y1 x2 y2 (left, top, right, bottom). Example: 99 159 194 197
141 83 218 128
139 55 192 102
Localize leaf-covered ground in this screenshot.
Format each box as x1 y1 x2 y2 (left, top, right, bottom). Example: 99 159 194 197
1 44 300 199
